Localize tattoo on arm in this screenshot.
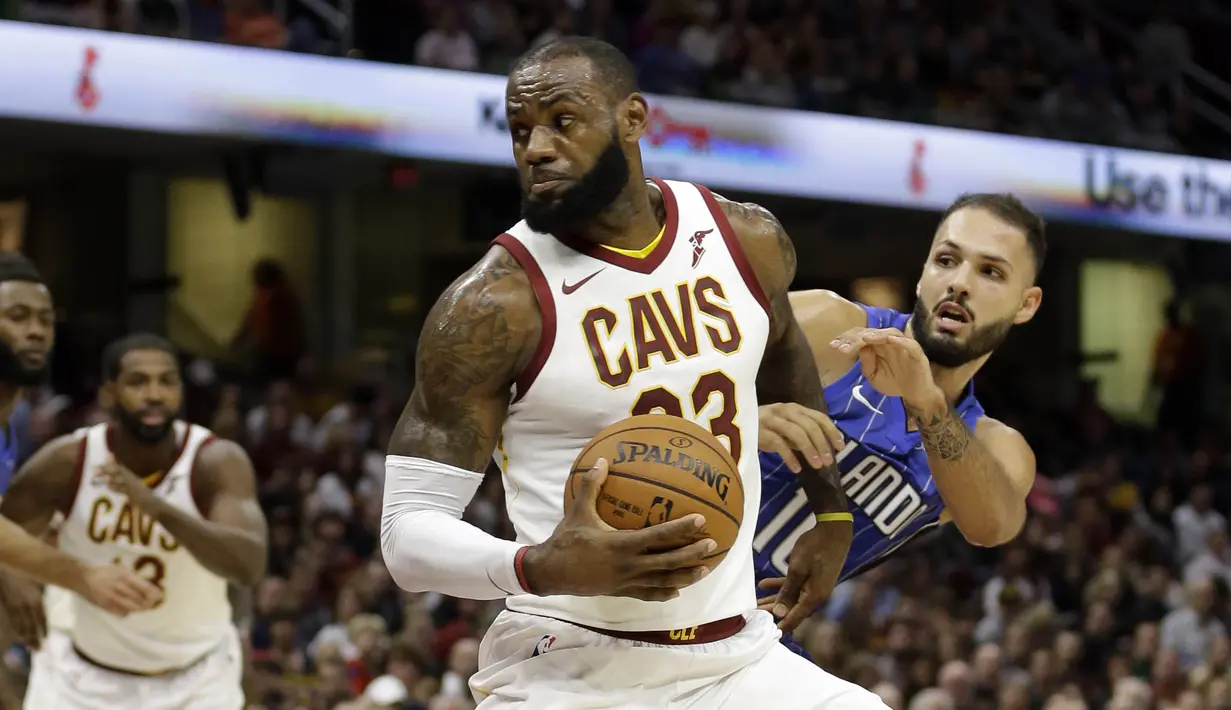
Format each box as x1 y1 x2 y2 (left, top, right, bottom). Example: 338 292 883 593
388 249 538 472
907 405 973 461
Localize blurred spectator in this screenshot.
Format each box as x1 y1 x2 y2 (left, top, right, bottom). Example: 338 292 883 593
414 5 478 71
232 258 306 382
1136 3 1191 85
223 0 286 48
1152 301 1206 443
1160 578 1226 671
20 0 105 28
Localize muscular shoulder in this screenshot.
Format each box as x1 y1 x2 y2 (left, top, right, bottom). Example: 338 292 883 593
712 194 794 299
786 290 865 384
788 290 865 339
1 432 83 522
418 245 543 393
16 433 82 484
195 439 256 486
973 417 1033 459
974 417 1036 494
192 438 258 505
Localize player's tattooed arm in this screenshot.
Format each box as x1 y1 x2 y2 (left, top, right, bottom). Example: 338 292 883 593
716 196 844 512
906 396 1036 546
388 247 540 472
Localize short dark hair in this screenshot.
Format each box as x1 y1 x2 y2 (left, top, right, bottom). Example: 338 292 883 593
939 193 1047 279
102 333 177 381
510 36 638 103
0 252 43 285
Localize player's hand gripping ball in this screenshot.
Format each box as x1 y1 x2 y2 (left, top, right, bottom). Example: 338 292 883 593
564 414 745 570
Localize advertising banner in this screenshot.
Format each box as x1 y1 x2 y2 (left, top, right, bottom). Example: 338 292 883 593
2 21 1229 240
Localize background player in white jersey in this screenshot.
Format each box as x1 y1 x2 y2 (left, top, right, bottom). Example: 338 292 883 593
0 333 268 709
381 37 885 709
0 256 162 708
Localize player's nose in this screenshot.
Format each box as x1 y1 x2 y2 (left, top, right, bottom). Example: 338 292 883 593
947 263 975 297
523 127 557 165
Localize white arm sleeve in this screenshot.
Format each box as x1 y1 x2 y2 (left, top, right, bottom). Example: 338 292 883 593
380 455 529 600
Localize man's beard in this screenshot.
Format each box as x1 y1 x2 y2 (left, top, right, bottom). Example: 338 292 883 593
114 406 176 445
909 297 1014 368
0 340 47 387
521 136 630 235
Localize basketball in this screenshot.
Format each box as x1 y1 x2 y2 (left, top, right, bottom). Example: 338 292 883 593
564 414 744 569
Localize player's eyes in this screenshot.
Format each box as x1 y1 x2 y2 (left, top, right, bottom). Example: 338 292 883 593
556 115 575 130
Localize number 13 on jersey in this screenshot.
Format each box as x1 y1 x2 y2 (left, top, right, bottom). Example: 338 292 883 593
114 554 167 608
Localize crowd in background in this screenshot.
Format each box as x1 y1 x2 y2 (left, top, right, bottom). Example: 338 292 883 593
4 1 1231 708
5 0 1231 158
4 260 1225 710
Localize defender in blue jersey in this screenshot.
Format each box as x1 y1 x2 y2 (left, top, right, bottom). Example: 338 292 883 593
753 194 1046 639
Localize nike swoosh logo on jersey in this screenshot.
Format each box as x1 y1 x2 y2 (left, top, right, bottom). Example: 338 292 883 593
562 269 605 294
852 384 884 416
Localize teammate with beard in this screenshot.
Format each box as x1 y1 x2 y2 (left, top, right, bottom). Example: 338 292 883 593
382 37 884 709
0 256 163 710
0 333 267 709
753 194 1043 624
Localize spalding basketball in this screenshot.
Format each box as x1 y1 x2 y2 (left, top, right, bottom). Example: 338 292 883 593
564 414 744 569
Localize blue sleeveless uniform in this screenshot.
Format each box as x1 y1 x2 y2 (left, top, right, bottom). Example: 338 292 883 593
0 400 30 494
754 305 984 651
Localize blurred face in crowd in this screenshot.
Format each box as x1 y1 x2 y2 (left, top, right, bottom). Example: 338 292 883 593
106 349 182 445
910 206 1042 368
0 280 53 387
506 55 645 235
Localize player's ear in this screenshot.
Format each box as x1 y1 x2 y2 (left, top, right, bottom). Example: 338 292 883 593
1014 286 1042 325
620 93 649 145
97 382 115 410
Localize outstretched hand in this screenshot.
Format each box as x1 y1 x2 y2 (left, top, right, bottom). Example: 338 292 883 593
830 327 939 405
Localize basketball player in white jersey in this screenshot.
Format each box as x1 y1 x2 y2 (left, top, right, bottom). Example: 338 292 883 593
0 256 163 709
0 333 268 709
381 37 885 709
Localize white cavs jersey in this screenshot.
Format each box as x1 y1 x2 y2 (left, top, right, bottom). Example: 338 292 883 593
57 422 233 672
493 179 771 632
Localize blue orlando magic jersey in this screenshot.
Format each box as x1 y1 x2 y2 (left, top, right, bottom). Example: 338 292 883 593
754 305 985 585
0 399 28 494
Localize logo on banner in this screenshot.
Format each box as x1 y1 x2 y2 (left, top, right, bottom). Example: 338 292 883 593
479 97 507 133
908 139 927 196
646 106 711 152
76 46 100 112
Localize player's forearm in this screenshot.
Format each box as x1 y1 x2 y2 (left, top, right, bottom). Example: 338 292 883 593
905 391 1024 546
758 318 847 514
382 455 528 599
0 514 86 590
143 499 266 585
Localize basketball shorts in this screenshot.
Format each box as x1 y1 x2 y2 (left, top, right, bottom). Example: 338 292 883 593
470 609 887 709
24 628 243 710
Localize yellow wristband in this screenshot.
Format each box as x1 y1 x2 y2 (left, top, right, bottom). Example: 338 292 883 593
815 512 854 524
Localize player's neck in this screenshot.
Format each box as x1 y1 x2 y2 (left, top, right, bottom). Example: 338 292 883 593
929 358 987 405
110 426 180 478
574 178 662 251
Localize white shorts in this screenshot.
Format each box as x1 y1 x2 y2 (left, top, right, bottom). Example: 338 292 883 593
24 628 243 710
470 609 887 709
